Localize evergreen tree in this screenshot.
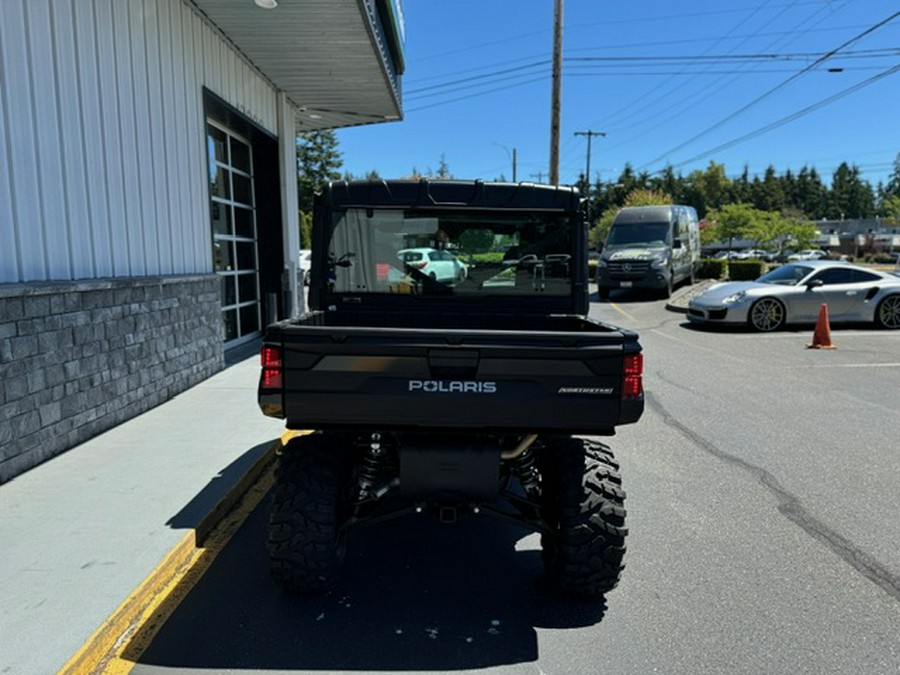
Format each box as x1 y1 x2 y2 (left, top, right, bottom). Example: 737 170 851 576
729 166 752 205
885 153 900 199
751 166 785 212
653 166 681 204
828 163 875 219
296 130 343 213
794 166 828 219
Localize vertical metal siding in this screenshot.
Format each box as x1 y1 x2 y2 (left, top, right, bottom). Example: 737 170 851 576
0 0 280 284
52 0 93 280
1 1 46 282
0 9 21 283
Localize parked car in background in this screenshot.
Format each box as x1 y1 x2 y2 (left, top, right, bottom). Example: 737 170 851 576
787 249 828 261
732 249 769 260
299 249 312 285
687 261 900 331
397 247 468 282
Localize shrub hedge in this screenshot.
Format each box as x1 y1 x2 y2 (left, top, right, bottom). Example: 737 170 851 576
727 260 766 280
697 259 727 279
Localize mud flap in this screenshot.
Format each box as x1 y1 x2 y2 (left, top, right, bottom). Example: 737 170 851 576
400 437 499 502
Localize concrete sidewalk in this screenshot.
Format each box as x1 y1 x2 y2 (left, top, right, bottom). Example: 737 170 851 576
665 278 718 313
0 348 283 674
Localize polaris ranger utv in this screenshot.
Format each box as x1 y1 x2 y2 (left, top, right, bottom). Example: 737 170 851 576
258 179 644 598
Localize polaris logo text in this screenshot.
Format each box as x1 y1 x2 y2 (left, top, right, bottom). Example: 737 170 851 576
408 380 497 394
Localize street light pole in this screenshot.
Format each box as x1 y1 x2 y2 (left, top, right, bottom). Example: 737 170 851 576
574 130 605 224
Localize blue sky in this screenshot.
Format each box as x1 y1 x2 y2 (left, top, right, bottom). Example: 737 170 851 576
337 1 900 189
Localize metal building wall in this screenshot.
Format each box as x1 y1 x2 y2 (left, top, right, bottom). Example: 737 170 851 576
0 0 280 284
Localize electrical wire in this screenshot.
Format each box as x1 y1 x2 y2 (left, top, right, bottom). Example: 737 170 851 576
639 9 900 169
662 62 900 171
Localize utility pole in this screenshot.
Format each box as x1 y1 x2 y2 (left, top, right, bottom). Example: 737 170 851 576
574 130 605 224
549 0 563 185
494 143 518 182
531 171 545 183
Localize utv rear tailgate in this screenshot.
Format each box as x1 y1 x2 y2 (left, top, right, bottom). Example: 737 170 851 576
260 318 643 434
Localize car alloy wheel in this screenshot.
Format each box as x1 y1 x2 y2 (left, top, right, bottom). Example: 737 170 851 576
876 295 900 329
749 297 785 331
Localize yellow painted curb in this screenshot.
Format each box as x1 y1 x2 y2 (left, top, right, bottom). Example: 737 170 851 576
57 435 293 675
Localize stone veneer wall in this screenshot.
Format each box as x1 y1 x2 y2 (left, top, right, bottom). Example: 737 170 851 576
0 275 224 483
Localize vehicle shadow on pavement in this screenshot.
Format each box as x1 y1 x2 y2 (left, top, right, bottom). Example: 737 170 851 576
130 494 608 672
165 440 275 542
678 319 877 334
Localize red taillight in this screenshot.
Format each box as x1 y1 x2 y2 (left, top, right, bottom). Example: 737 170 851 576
622 353 643 399
261 345 283 389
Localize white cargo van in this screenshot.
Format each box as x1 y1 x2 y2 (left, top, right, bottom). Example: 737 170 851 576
595 205 700 299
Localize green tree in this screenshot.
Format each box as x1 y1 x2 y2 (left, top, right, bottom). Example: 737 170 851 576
297 130 343 213
652 166 681 204
706 203 761 249
459 229 494 253
781 216 818 251
794 166 828 219
688 161 730 215
882 153 900 200
623 188 673 207
880 194 900 222
728 166 752 205
589 189 672 248
828 163 875 219
299 210 313 249
750 166 785 212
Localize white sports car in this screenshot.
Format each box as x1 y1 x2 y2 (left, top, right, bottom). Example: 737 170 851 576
687 261 900 331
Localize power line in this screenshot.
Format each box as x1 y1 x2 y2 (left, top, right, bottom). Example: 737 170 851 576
640 9 900 170
560 0 857 168
664 63 900 171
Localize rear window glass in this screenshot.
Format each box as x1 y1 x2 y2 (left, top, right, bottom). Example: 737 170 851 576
327 208 574 297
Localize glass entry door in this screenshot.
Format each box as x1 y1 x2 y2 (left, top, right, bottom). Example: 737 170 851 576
207 120 261 346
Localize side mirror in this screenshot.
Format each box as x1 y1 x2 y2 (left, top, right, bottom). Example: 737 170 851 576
596 243 604 254
806 279 824 289
673 238 683 249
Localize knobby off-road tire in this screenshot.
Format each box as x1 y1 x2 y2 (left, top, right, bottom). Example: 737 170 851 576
267 433 354 593
539 436 627 598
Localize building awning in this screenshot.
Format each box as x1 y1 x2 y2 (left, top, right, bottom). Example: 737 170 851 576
190 0 405 130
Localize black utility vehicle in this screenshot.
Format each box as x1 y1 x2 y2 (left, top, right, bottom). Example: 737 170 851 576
258 180 644 599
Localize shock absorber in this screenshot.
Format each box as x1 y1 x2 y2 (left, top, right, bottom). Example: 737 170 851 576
354 432 385 501
504 434 541 501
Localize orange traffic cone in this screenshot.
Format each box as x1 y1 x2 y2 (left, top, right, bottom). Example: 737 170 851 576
807 303 836 349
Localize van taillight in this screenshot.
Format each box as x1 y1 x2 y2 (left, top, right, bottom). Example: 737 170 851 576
622 353 643 399
261 345 283 389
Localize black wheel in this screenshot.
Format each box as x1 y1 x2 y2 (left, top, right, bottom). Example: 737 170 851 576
538 436 627 598
875 295 900 329
267 433 354 593
660 272 673 299
748 297 785 331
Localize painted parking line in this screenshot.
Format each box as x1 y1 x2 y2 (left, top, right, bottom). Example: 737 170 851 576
59 430 308 674
607 301 638 323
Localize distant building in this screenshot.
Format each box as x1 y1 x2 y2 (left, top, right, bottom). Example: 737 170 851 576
0 0 405 481
702 218 900 256
815 219 900 256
